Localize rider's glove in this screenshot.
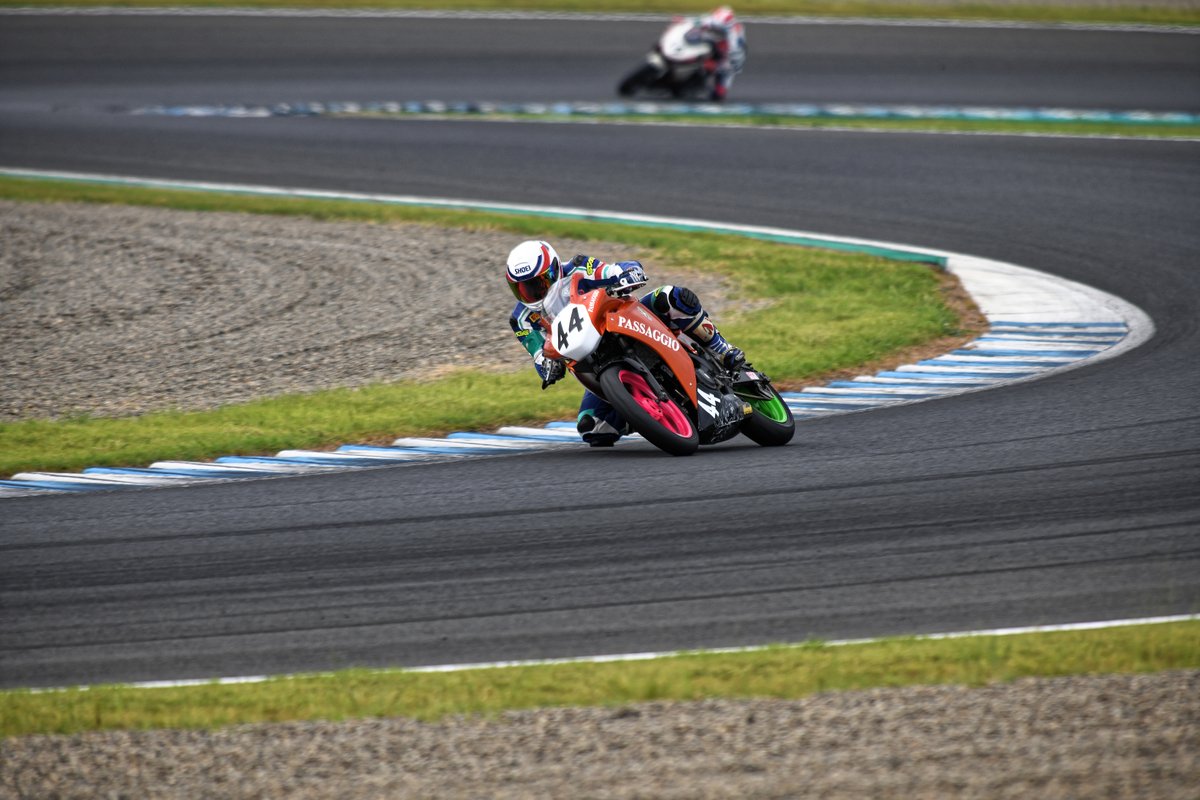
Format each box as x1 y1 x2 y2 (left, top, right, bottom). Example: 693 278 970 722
535 351 566 389
612 264 648 295
542 359 566 389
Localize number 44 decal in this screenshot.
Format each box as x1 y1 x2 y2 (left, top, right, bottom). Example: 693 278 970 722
697 388 721 419
557 306 584 350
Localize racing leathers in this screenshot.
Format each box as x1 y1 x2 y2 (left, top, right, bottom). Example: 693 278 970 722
696 9 746 101
509 254 743 446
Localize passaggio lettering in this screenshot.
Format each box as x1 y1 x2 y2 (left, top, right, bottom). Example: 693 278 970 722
615 315 681 351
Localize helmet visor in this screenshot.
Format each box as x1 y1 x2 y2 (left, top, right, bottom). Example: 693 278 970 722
510 271 555 306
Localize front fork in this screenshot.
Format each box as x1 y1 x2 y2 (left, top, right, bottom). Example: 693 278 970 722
578 339 677 407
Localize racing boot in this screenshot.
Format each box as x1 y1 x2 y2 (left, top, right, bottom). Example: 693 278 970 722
577 397 627 447
702 329 746 372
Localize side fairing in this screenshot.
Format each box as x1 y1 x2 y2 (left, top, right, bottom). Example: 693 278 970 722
605 303 697 406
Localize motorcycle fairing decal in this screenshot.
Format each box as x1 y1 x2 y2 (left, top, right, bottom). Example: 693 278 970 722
696 387 721 419
560 307 584 347
614 314 680 352
551 302 602 362
606 305 697 406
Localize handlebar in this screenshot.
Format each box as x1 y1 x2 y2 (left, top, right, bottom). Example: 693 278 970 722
606 279 648 297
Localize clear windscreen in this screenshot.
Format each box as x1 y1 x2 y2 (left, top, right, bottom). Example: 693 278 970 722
540 277 575 320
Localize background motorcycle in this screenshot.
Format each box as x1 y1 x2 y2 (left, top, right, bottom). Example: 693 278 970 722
541 271 795 456
617 18 720 100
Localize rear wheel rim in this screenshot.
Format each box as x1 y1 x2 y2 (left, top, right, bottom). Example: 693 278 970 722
747 393 789 423
618 370 694 438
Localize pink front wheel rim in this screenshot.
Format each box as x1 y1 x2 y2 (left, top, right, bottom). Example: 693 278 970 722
618 370 694 438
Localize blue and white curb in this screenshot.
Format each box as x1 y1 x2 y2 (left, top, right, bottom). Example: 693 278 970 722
0 168 1154 498
783 322 1130 414
133 99 1200 127
779 251 1150 418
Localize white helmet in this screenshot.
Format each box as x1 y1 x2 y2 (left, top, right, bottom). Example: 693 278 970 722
710 5 735 26
505 240 561 309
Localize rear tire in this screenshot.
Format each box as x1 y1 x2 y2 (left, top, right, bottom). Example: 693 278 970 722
600 365 699 456
739 385 795 447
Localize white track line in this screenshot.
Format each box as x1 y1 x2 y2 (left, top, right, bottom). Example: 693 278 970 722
22 614 1197 693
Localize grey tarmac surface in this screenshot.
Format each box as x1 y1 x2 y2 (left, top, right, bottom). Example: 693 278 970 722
2 15 1199 110
0 15 1197 689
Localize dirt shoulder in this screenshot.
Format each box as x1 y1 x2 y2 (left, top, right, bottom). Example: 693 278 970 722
0 200 732 422
3 670 1196 799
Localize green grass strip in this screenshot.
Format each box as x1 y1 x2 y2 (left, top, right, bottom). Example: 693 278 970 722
389 111 1200 140
3 620 1196 738
0 373 580 475
5 0 1199 27
0 174 963 476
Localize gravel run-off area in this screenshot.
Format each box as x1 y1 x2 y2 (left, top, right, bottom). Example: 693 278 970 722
2 671 1197 799
0 200 731 422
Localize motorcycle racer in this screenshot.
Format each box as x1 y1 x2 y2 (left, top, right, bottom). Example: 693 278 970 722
696 6 746 102
506 239 745 447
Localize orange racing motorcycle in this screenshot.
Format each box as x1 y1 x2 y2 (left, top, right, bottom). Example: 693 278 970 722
540 271 794 456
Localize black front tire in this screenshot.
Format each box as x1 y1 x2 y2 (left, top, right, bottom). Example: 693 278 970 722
599 365 699 456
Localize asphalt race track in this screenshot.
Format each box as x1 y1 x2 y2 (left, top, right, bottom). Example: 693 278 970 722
1 15 1198 689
